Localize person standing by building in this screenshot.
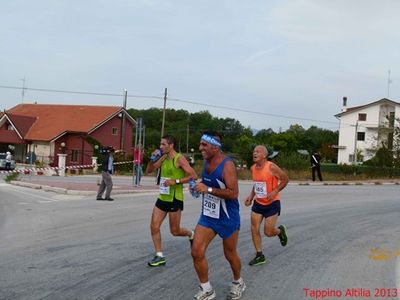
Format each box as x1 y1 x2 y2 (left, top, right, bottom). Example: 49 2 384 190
146 135 198 267
96 146 115 201
191 131 246 300
244 145 289 266
310 151 323 181
5 151 12 169
134 144 144 186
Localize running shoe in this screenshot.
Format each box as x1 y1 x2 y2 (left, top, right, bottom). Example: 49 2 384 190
278 224 288 246
248 254 267 266
193 286 216 300
147 255 166 267
226 280 246 300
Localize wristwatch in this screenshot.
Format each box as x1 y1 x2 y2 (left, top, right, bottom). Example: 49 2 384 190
175 179 180 184
207 187 213 194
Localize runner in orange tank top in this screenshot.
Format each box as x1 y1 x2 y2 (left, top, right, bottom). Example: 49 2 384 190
244 145 289 266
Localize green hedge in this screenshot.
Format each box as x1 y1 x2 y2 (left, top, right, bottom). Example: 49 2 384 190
321 163 400 178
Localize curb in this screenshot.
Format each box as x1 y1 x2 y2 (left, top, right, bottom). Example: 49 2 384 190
8 180 400 196
9 181 158 196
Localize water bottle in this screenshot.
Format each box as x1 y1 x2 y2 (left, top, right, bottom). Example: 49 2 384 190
189 178 200 198
150 148 162 162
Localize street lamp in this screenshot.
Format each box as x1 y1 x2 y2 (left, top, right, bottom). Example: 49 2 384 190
60 142 66 154
189 148 195 167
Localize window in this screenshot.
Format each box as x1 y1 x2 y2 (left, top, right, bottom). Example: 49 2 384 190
358 113 367 121
112 127 118 135
71 150 79 162
357 132 365 141
349 154 355 163
389 112 395 128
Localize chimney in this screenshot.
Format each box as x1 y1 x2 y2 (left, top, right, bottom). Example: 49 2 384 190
342 96 347 112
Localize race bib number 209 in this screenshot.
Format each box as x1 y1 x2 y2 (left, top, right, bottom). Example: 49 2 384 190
203 194 221 219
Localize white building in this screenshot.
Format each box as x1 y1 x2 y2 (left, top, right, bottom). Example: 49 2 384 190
335 97 400 164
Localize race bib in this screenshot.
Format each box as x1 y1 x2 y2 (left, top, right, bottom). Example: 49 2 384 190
202 194 221 219
254 181 267 198
159 177 170 195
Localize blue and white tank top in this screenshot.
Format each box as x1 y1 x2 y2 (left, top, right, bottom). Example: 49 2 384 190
201 157 240 224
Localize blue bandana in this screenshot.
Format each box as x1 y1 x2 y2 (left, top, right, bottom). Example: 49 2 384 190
200 134 222 148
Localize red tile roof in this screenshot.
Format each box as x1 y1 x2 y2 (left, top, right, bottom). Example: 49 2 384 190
6 103 123 141
7 114 37 137
0 129 25 144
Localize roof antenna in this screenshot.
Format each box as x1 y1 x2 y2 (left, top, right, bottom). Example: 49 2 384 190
20 77 26 103
387 70 392 99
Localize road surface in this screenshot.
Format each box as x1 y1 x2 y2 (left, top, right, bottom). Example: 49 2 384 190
0 182 399 300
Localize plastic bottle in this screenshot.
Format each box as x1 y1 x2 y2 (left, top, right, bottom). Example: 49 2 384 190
150 148 163 162
189 178 200 198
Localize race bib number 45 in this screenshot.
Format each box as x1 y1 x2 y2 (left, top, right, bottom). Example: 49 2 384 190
254 181 267 198
203 194 221 219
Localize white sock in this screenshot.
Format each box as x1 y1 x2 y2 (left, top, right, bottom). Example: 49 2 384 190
156 252 163 257
200 281 212 292
233 277 243 284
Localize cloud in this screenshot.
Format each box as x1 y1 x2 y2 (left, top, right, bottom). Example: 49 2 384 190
241 44 289 66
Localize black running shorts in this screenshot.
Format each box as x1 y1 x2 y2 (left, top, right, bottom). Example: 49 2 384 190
251 200 281 218
155 198 184 212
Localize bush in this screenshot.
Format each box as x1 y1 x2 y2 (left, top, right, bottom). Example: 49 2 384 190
275 152 309 171
363 147 393 167
4 172 20 183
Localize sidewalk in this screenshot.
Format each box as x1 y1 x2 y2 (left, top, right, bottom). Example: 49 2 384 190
7 174 400 196
10 175 160 196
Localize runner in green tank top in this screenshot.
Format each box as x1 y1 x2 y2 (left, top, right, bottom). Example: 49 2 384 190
146 134 198 267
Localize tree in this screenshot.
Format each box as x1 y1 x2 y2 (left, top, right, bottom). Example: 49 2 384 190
392 117 400 167
126 107 340 167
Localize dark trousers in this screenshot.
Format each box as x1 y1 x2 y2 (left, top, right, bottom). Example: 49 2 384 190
312 166 323 181
97 171 113 198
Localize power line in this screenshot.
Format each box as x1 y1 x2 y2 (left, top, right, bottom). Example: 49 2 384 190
168 97 339 125
1 84 338 126
0 85 163 99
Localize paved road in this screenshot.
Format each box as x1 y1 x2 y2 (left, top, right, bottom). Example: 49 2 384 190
0 183 399 300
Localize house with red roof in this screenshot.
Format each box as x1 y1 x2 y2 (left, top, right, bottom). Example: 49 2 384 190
0 103 136 167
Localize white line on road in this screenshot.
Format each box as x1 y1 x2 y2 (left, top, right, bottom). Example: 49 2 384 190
3 185 55 202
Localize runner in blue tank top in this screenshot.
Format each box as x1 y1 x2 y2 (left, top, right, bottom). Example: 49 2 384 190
191 131 246 300
198 157 241 237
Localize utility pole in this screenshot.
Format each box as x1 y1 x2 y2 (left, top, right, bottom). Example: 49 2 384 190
121 89 127 152
353 120 358 164
134 117 144 186
161 88 167 137
186 124 189 155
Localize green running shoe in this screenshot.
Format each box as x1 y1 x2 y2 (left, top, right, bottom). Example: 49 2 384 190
148 255 166 267
248 254 266 266
278 224 288 246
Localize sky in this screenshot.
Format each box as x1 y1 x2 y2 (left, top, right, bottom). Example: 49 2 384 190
1 0 400 133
